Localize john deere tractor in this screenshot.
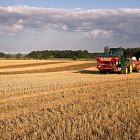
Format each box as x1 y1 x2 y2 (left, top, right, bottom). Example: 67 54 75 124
96 46 132 74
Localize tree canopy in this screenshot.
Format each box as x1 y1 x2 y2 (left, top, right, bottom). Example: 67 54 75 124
0 52 6 57
27 50 95 59
124 48 140 59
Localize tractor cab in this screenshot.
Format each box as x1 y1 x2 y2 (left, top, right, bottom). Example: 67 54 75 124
104 46 124 57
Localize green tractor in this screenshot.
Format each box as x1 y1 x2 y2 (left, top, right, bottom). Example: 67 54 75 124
96 46 132 74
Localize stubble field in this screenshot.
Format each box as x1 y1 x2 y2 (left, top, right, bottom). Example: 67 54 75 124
0 60 140 140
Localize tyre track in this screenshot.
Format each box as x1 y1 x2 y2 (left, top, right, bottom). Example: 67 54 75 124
0 62 96 75
0 62 65 69
1 78 139 119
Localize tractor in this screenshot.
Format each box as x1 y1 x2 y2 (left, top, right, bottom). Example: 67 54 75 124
96 46 140 74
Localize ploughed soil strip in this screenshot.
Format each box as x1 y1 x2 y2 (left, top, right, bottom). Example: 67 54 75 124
0 62 96 75
0 62 65 69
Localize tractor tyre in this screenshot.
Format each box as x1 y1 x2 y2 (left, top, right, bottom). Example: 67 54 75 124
121 67 128 74
128 64 133 73
125 67 128 74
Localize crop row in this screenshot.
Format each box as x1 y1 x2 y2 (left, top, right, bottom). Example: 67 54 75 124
0 62 66 69
0 62 96 75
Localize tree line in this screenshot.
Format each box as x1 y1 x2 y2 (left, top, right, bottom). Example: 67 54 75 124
27 50 97 60
124 48 140 59
0 53 24 59
27 48 140 60
0 48 140 60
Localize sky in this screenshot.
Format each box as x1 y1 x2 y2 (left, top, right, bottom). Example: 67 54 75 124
0 0 140 53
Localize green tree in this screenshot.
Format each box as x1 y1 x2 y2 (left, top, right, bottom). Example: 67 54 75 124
16 53 22 59
49 55 54 60
5 54 12 58
0 52 5 57
73 56 77 60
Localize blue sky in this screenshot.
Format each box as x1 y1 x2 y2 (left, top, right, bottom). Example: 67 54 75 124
1 0 140 8
0 1 140 53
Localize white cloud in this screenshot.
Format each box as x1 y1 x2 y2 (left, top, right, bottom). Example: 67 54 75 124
0 6 140 40
3 24 23 32
87 30 114 38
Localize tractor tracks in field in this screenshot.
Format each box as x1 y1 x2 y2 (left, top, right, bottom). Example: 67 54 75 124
0 83 96 118
0 62 66 69
0 83 95 104
0 78 140 119
0 62 96 75
0 77 139 105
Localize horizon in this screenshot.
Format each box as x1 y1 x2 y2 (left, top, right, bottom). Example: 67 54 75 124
0 1 140 53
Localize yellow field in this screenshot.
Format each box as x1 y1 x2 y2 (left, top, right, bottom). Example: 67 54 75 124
0 60 140 139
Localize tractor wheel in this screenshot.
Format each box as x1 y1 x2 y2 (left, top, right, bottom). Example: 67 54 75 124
125 67 128 74
128 64 133 73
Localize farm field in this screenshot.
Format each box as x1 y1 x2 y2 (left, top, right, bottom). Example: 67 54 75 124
0 60 95 74
0 60 140 140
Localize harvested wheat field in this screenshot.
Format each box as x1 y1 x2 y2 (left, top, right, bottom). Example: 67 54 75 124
0 60 140 140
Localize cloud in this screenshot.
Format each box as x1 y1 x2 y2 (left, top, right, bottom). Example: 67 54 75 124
86 30 114 38
0 6 140 40
2 24 23 32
